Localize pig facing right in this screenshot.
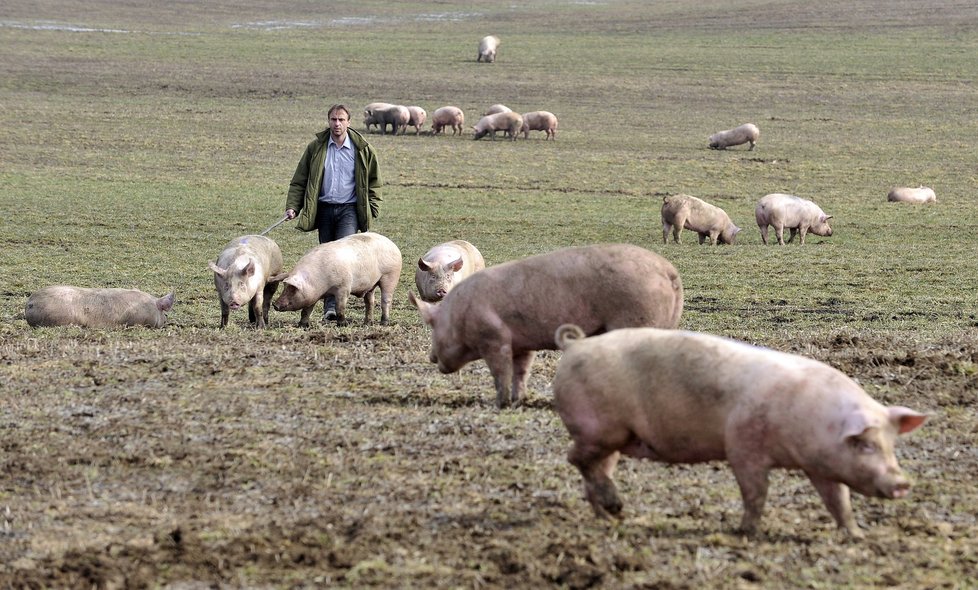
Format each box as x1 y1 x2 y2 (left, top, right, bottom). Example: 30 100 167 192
661 194 741 245
552 324 927 538
271 232 402 327
755 193 833 245
409 243 683 408
887 186 937 203
472 111 523 141
520 111 558 140
414 240 486 303
26 286 175 328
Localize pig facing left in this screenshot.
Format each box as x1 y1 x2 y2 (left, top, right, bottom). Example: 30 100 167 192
208 234 283 329
552 324 927 538
272 232 402 327
25 286 175 328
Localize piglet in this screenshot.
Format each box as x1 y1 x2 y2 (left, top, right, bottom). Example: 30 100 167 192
209 235 283 329
25 286 175 328
552 324 927 538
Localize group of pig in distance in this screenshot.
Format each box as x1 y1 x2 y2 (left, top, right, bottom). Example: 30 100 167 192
23 33 938 536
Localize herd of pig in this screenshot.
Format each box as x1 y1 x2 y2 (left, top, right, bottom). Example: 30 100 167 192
22 219 929 538
363 101 558 142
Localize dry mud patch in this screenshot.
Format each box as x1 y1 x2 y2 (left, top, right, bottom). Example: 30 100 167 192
0 325 976 588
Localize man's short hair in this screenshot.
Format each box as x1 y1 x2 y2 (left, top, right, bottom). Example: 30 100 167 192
327 104 351 120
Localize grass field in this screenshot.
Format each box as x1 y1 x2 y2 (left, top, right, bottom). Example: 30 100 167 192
1 0 977 587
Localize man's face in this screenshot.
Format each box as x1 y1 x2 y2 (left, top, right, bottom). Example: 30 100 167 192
329 110 350 140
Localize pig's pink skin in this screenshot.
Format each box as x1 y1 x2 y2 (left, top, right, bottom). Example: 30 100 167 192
661 194 741 246
415 240 486 303
472 112 523 141
409 244 683 409
271 232 402 328
552 325 927 538
209 235 283 329
520 111 558 140
25 286 174 328
406 106 427 135
755 193 833 245
431 106 465 136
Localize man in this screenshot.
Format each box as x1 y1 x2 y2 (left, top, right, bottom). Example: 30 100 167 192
284 104 382 321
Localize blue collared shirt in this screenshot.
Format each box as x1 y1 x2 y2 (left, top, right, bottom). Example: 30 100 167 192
319 134 356 204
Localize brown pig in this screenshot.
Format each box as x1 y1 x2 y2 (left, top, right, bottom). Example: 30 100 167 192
755 193 833 245
472 111 523 141
431 106 465 136
552 324 927 538
414 240 486 303
520 111 558 140
25 286 175 328
208 235 283 329
661 194 741 245
409 244 683 408
271 232 402 327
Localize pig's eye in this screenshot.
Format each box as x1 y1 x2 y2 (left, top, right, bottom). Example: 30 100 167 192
849 438 878 454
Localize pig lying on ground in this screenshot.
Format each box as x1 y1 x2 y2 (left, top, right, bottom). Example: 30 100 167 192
887 186 936 203
484 104 511 116
406 106 427 135
415 240 486 303
366 104 410 135
755 193 833 245
208 235 283 329
661 194 741 245
553 324 928 538
271 232 401 327
363 102 393 132
25 286 175 328
431 106 465 136
477 35 500 63
521 111 558 140
472 111 523 141
409 244 683 408
709 123 760 150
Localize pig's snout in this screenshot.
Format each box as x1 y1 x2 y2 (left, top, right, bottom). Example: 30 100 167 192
875 471 912 499
435 289 447 299
228 302 243 311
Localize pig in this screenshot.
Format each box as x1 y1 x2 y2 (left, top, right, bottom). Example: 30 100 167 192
520 111 558 140
430 106 465 136
709 123 760 151
408 243 683 408
208 235 283 329
552 324 928 538
483 104 512 116
755 193 833 245
367 104 410 135
271 232 401 328
887 186 937 203
414 240 486 303
661 194 741 245
363 102 393 132
472 111 523 141
406 106 427 135
477 35 500 63
25 286 175 328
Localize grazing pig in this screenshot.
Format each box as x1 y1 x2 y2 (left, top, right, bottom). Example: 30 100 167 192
271 232 401 328
367 104 410 135
472 111 523 141
552 324 927 538
409 244 683 408
208 235 283 329
477 35 500 63
406 106 427 135
363 102 393 132
661 194 741 245
431 106 465 136
25 286 175 328
520 111 558 140
709 123 760 151
887 186 937 203
414 240 486 303
483 104 512 116
755 193 833 245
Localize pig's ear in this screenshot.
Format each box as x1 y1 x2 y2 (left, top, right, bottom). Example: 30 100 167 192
209 262 226 277
824 215 834 220
418 258 432 272
889 406 927 434
158 292 175 312
449 257 464 272
243 261 256 277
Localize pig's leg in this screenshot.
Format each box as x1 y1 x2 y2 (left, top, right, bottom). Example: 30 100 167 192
362 287 375 325
249 293 262 328
729 459 771 537
484 343 515 409
787 227 798 244
759 224 769 245
776 224 786 246
797 226 808 245
698 233 708 245
378 280 395 326
510 350 536 406
298 305 314 328
219 299 230 329
661 223 671 244
334 289 351 327
568 443 623 518
808 475 863 539
261 282 277 327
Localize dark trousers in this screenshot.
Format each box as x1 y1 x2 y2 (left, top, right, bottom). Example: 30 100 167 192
316 203 358 313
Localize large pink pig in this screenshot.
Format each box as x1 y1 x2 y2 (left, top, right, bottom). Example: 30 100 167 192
472 111 523 141
552 324 927 538
409 244 683 408
25 286 175 328
430 106 465 136
755 193 833 245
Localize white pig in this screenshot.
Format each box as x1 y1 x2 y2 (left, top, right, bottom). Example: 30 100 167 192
483 104 512 116
477 35 500 63
887 186 937 203
472 111 523 141
520 111 558 140
271 232 402 328
208 235 283 329
409 243 683 408
755 193 833 245
552 324 928 538
414 240 486 303
367 104 410 135
661 194 741 245
25 286 175 328
431 106 465 136
709 123 760 150
406 106 427 135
